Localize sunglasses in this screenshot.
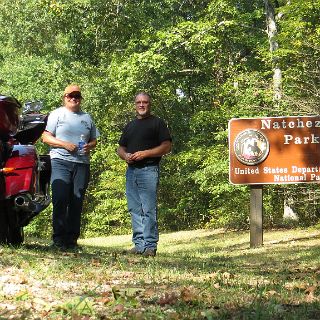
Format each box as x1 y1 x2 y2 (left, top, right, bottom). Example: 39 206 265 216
65 92 82 99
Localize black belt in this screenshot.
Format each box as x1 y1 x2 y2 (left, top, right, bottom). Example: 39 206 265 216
129 162 159 168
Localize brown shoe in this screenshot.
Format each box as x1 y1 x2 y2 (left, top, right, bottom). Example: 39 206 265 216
142 248 157 257
128 247 143 255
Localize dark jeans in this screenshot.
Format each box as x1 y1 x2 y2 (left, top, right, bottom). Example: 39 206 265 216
50 158 90 246
126 165 159 252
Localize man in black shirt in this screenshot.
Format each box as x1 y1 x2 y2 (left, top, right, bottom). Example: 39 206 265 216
117 92 172 257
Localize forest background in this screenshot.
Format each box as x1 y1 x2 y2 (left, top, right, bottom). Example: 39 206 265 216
0 0 319 238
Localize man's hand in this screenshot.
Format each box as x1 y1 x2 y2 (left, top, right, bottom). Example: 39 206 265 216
63 142 78 153
130 141 171 161
82 139 97 154
125 153 134 164
130 150 149 161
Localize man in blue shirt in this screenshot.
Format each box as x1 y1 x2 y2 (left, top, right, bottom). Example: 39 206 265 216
42 84 99 250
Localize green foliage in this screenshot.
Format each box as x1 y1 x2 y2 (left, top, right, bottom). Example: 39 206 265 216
24 206 52 239
55 296 94 317
81 145 131 237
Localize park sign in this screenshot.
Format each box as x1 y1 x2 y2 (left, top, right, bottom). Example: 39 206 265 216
229 116 320 185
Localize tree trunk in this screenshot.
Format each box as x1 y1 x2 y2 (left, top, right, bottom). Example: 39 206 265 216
264 0 282 102
264 0 297 220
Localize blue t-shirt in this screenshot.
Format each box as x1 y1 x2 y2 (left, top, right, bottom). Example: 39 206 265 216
45 107 99 164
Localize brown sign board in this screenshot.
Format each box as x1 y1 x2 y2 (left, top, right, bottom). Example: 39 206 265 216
229 116 320 185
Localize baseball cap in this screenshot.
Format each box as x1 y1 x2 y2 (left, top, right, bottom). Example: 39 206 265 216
64 84 81 95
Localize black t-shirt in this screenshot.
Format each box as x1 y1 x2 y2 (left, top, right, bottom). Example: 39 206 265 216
119 115 171 167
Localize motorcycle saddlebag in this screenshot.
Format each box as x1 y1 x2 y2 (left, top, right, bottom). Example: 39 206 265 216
14 114 48 145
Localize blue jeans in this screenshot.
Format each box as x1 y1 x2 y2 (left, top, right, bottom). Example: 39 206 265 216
126 165 159 252
50 158 90 246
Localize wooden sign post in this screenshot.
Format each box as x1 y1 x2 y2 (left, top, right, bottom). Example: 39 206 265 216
229 116 320 248
250 185 263 248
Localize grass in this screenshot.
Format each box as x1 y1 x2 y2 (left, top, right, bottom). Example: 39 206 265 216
0 228 320 319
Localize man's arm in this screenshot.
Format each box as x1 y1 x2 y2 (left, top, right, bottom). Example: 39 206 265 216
117 145 134 163
83 139 97 154
42 131 78 153
130 140 172 162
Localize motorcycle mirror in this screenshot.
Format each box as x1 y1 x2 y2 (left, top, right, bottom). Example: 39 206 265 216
23 100 43 114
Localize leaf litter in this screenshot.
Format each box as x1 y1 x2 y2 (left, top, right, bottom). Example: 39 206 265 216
1 229 320 319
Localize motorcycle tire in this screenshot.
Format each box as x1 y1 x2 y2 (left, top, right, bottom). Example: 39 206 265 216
0 201 8 244
7 226 24 246
7 207 24 246
0 200 24 246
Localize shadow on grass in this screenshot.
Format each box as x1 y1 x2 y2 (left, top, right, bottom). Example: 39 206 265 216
217 300 320 320
1 230 320 320
1 229 320 283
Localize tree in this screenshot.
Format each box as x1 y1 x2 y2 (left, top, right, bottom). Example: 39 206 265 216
0 0 319 237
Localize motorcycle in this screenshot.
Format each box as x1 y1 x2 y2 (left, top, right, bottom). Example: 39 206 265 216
0 95 51 245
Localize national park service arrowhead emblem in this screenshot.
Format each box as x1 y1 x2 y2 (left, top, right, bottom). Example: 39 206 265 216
234 129 269 165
